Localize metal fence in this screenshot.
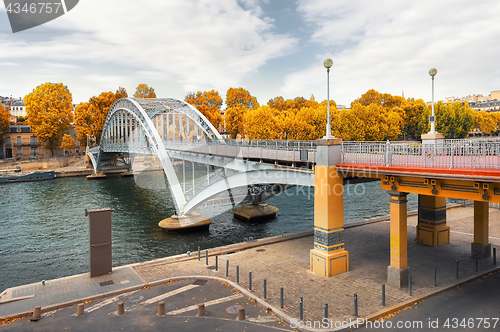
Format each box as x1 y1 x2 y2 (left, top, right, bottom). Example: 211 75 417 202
341 140 500 170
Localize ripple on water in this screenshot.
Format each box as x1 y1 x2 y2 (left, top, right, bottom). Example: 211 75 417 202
0 176 419 291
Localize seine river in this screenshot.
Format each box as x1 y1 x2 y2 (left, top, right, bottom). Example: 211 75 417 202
0 174 418 291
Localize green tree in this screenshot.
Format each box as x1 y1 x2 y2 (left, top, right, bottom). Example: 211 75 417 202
435 101 474 139
0 104 10 144
134 84 156 98
25 83 74 154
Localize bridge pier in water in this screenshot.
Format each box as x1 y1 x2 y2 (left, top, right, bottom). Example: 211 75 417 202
310 138 349 277
416 195 450 246
472 201 491 258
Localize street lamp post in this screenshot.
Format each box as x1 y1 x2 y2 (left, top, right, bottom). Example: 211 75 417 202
429 68 437 133
323 58 333 138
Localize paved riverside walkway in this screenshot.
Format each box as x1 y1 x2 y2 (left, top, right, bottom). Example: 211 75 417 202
1 205 499 330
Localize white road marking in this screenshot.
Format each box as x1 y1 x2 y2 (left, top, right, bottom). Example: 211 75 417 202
143 284 199 305
451 230 500 240
71 290 138 316
166 293 244 315
41 310 57 318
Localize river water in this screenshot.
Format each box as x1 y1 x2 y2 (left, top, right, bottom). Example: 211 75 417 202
0 175 418 291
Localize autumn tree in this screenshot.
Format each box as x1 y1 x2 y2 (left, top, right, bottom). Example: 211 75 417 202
226 88 259 109
244 106 280 139
74 87 127 146
134 84 156 98
185 90 223 129
0 104 10 144
25 83 73 154
60 134 76 155
435 101 474 139
474 111 498 135
397 99 428 140
224 105 246 139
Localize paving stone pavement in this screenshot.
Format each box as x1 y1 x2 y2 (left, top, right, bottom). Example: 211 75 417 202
132 205 500 326
1 205 499 329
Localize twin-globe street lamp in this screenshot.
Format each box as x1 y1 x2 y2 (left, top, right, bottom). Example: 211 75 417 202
323 58 333 138
428 68 438 134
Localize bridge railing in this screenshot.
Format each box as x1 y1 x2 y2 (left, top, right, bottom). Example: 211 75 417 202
163 139 317 164
341 140 500 170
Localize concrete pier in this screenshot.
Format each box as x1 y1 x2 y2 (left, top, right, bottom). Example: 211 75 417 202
232 204 278 221
158 212 211 232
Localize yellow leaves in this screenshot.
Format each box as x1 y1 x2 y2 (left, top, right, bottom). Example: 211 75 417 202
74 88 126 145
225 105 246 139
244 106 279 139
60 134 76 150
226 88 259 110
134 84 156 98
25 82 73 151
185 90 223 129
0 104 10 144
474 110 497 134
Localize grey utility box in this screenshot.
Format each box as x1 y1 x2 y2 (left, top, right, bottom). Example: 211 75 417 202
86 208 114 277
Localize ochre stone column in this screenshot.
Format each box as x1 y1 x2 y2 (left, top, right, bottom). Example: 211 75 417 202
387 191 409 288
416 195 450 246
310 138 349 277
471 201 491 258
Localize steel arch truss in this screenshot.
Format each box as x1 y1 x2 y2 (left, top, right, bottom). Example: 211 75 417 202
183 169 314 213
91 97 224 214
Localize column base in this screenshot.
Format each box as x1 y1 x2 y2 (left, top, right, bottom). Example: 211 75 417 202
416 225 450 246
310 248 349 277
387 266 410 288
471 243 491 258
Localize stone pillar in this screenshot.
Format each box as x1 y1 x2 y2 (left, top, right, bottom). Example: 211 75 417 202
310 138 349 277
387 191 409 288
416 195 450 246
471 201 491 258
421 132 445 145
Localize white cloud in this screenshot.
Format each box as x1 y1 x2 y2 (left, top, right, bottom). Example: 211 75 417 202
283 0 500 105
0 0 296 102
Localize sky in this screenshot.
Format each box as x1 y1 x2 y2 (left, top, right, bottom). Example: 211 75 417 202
1 0 500 108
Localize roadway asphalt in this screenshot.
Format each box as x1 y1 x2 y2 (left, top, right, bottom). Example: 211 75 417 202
357 269 500 331
0 279 293 332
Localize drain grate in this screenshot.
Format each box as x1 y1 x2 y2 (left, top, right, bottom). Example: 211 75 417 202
193 279 208 285
99 280 114 287
207 266 217 270
256 249 266 252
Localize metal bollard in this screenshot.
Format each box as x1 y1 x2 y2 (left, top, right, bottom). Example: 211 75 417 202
456 260 459 279
263 279 267 299
206 250 208 265
324 303 328 319
117 302 124 315
249 271 252 290
236 266 239 283
475 254 478 272
30 306 41 322
216 256 218 271
158 301 165 316
299 297 303 320
354 294 358 317
226 260 229 277
494 248 497 265
187 251 191 257
198 246 200 261
238 307 245 321
382 284 385 306
409 275 412 296
198 303 205 317
434 268 437 287
280 287 284 309
76 303 84 317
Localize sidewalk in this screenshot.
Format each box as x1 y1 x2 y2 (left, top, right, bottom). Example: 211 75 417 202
1 205 499 329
